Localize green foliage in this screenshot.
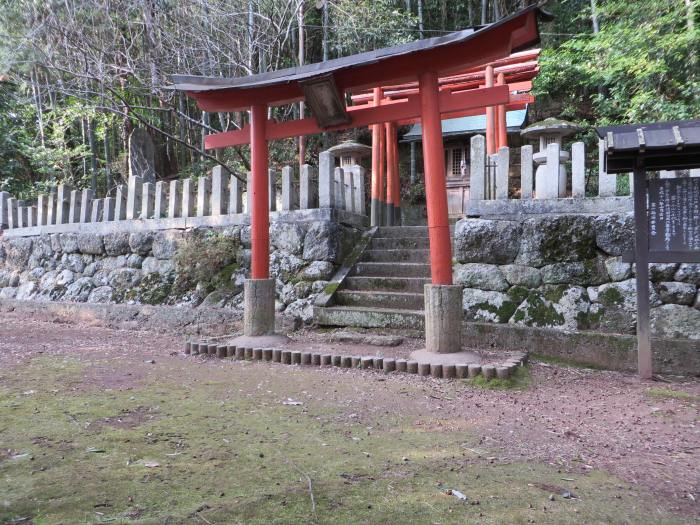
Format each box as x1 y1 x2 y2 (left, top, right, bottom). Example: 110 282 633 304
536 0 700 125
466 365 531 390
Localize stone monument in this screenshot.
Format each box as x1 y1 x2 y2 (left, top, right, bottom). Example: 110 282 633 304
128 128 156 184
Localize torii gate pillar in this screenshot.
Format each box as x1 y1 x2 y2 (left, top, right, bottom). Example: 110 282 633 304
418 71 462 354
244 103 275 337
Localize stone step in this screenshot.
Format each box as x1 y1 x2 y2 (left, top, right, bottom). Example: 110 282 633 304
375 226 429 238
344 276 431 293
361 249 430 263
374 226 454 238
370 236 431 249
335 290 425 310
350 261 432 278
315 305 425 330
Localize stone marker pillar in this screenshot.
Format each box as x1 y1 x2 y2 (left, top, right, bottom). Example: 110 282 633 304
344 169 354 212
142 182 155 219
181 178 195 217
7 198 18 228
91 199 104 222
128 128 156 184
243 279 275 336
690 169 700 177
103 197 115 221
488 154 497 199
424 284 462 354
495 146 509 200
56 184 71 224
27 206 36 227
210 166 228 216
196 177 210 217
79 189 94 223
168 180 182 219
36 194 48 226
68 190 81 223
352 166 366 215
268 168 277 211
598 138 617 197
571 141 586 198
520 145 534 199
659 170 676 178
318 151 335 208
300 164 317 209
114 185 127 221
126 176 143 220
0 191 9 229
228 174 243 214
334 167 345 210
536 143 560 199
46 193 56 225
469 135 486 201
17 205 28 228
281 166 296 211
154 181 167 219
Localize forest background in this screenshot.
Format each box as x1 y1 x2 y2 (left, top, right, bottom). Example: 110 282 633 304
0 0 697 200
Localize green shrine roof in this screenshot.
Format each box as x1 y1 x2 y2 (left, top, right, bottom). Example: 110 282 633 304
402 108 528 143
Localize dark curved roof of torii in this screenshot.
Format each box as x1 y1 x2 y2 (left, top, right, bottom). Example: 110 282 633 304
170 5 552 96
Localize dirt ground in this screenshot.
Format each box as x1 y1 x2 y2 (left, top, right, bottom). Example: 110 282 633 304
0 311 698 524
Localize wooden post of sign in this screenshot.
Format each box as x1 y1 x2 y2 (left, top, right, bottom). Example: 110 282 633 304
632 163 652 379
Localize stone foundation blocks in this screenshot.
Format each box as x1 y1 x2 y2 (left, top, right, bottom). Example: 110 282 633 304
282 350 292 364
455 364 468 379
312 353 321 366
208 344 218 356
263 348 273 361
236 347 245 360
291 351 302 365
373 357 383 369
217 345 227 358
418 363 431 376
442 365 456 379
341 356 352 368
383 359 396 372
430 364 443 378
424 284 463 354
482 365 496 380
253 348 263 360
245 347 254 360
301 352 312 365
227 346 236 358
468 365 481 378
396 359 407 373
361 356 374 369
351 356 361 368
243 278 275 337
496 366 511 379
321 354 332 366
185 341 192 355
273 349 282 362
332 355 342 367
407 361 418 374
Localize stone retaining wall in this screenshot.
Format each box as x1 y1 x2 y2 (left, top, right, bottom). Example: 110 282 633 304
454 213 700 342
0 211 362 326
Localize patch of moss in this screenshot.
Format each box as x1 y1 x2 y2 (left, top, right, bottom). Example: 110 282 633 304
173 232 241 295
576 306 604 330
474 299 518 323
507 285 530 305
647 387 700 403
599 286 624 307
515 291 565 327
543 284 567 303
322 281 340 296
137 273 174 305
466 366 531 390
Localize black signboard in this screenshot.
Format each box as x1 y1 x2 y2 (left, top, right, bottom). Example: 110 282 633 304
648 177 700 254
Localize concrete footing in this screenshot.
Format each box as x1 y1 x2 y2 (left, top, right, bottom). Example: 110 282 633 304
243 278 275 337
424 284 462 354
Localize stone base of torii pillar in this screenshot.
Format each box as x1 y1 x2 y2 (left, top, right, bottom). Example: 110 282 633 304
229 279 289 348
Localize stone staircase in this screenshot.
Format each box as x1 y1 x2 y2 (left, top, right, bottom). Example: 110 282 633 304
315 226 436 330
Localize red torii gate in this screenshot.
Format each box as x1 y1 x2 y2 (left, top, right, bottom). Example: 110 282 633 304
172 6 550 348
351 48 539 225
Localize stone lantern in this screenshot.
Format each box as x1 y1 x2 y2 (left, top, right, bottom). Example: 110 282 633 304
520 118 581 199
326 141 372 168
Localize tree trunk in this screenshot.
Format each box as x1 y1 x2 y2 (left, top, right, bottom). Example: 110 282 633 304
417 0 424 38
298 0 306 167
87 118 98 193
481 0 488 25
104 125 112 195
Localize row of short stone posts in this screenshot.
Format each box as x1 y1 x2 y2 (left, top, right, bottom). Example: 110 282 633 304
318 151 367 215
469 134 648 201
